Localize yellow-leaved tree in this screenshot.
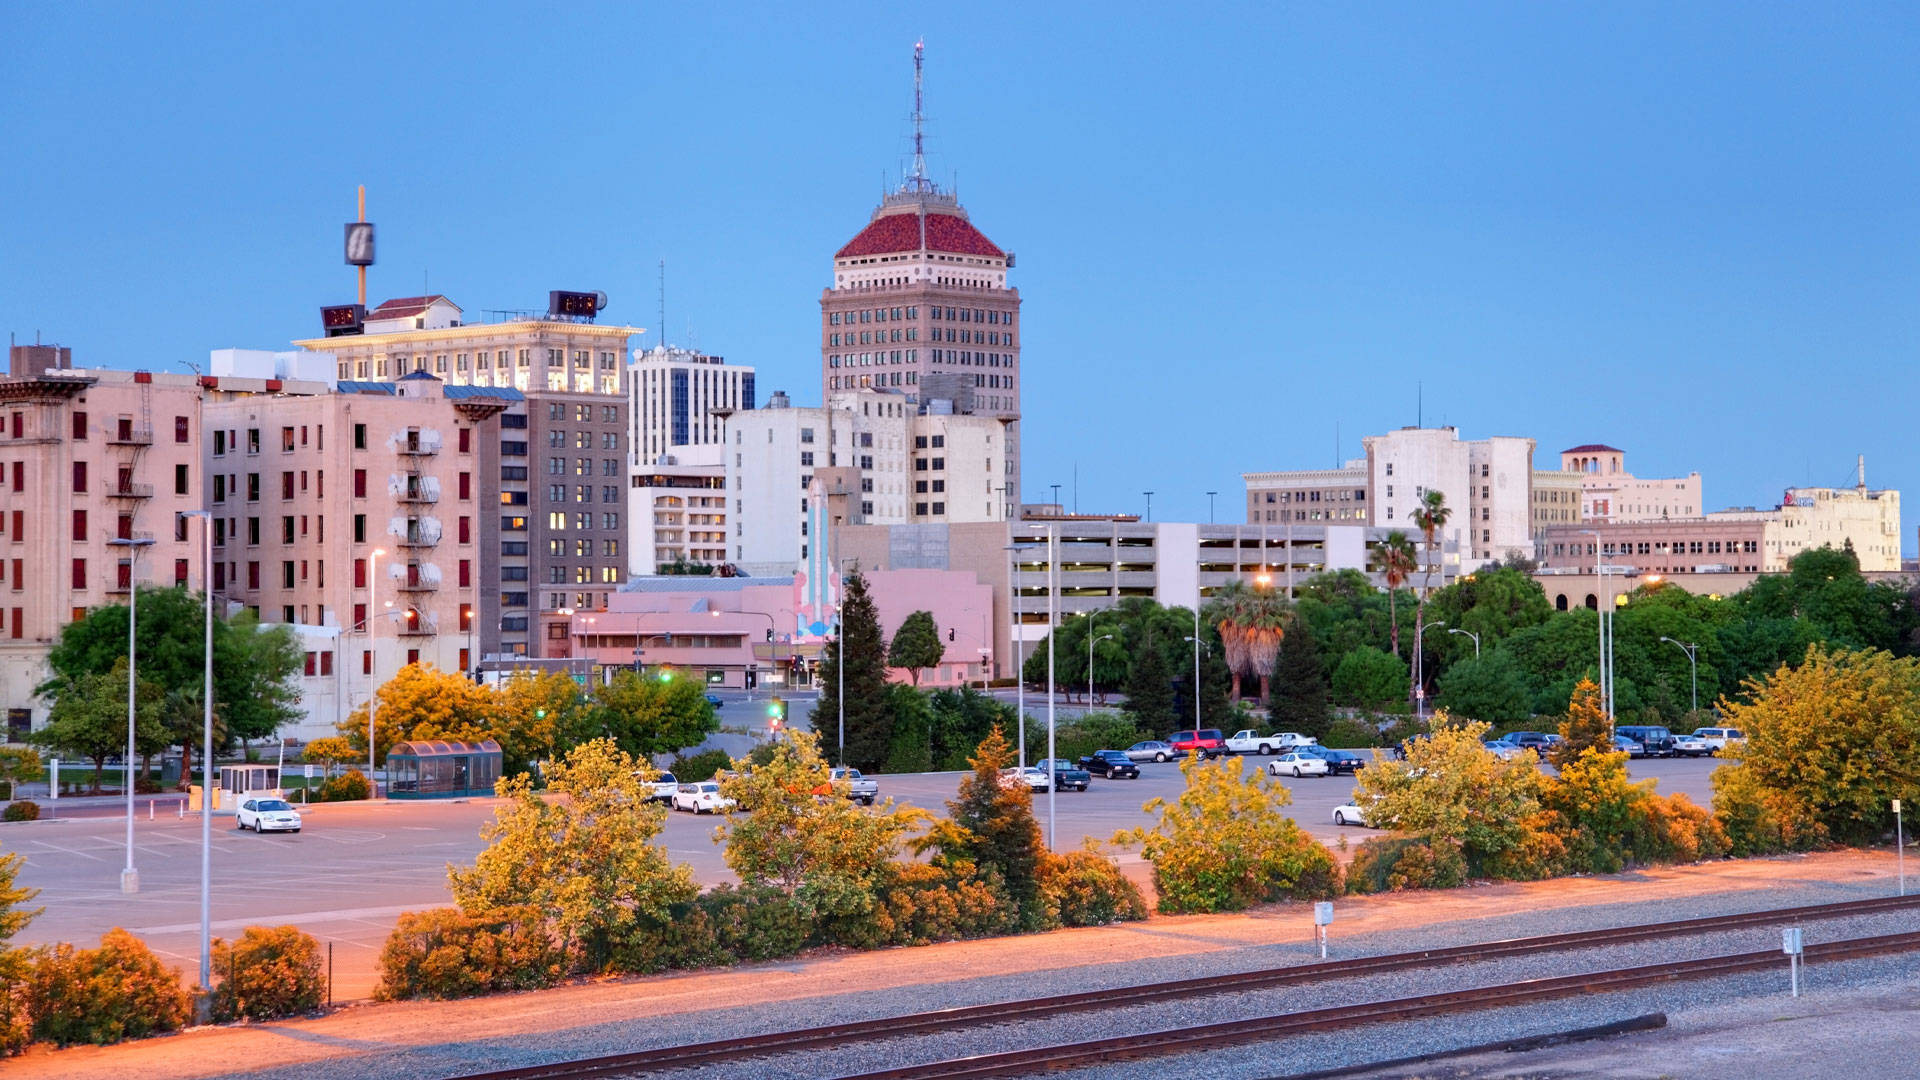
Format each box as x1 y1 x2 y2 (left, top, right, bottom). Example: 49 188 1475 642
1114 753 1339 913
1352 711 1544 873
493 669 594 776
340 663 496 766
715 730 927 925
449 739 696 971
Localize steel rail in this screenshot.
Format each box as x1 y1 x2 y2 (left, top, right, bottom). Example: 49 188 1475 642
831 929 1920 1080
440 893 1920 1080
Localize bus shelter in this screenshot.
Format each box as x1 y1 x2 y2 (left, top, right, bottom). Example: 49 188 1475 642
386 739 503 799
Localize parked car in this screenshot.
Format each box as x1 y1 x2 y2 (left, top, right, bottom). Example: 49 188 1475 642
1692 727 1745 753
705 693 725 708
236 798 302 833
1612 734 1646 758
1483 736 1530 762
1297 746 1370 774
1332 801 1369 827
1668 733 1712 757
1225 730 1318 755
1505 731 1556 749
646 770 679 802
1616 725 1677 757
1034 758 1092 791
1266 752 1329 778
1077 750 1141 779
1125 740 1174 763
828 767 878 805
672 781 735 814
1000 767 1052 793
1167 729 1227 758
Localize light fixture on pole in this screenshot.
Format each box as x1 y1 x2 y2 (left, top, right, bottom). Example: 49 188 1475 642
179 509 214 998
367 547 387 786
1448 627 1480 658
108 533 155 895
1416 621 1445 720
1088 629 1114 710
1184 632 1203 727
1206 491 1217 524
1659 636 1699 714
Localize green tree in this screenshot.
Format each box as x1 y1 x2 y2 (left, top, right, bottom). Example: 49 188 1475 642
589 668 719 759
1122 629 1178 733
884 684 935 773
1715 645 1920 845
1551 677 1612 768
1424 567 1553 672
815 569 892 770
1435 649 1531 726
886 610 945 686
927 687 1021 771
1352 714 1544 872
1330 645 1410 711
34 659 167 793
1378 531 1418 658
1267 617 1330 737
216 612 305 745
1408 490 1453 707
1114 754 1339 913
916 726 1047 929
715 730 927 921
494 669 594 776
1205 579 1292 702
449 739 697 970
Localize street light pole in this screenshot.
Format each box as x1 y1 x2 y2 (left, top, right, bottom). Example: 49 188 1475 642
1448 627 1480 658
179 510 214 996
1660 636 1699 713
1089 629 1113 710
1007 541 1026 769
1045 523 1057 850
110 534 154 895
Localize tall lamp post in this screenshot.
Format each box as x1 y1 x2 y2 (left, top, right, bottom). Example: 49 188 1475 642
1027 522 1058 848
108 534 155 894
367 547 387 785
1415 621 1445 720
1005 541 1028 769
1448 627 1480 658
1660 636 1699 713
1184 632 1204 727
1088 629 1113 710
179 510 214 997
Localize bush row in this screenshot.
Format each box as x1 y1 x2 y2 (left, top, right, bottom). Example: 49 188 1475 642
0 924 325 1055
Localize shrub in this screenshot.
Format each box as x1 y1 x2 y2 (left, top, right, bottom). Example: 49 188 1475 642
1039 848 1148 928
316 770 371 802
133 776 164 795
669 748 731 782
26 929 191 1046
1712 763 1827 856
1630 792 1728 865
849 863 1021 948
1040 712 1149 765
1351 715 1543 873
210 925 326 1021
1321 717 1381 748
1117 755 1341 914
2 802 39 823
1345 835 1469 893
915 727 1048 930
375 906 562 1000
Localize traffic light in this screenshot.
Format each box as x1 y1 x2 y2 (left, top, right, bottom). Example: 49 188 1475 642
948 627 956 642
765 628 775 642
767 697 787 732
658 666 673 683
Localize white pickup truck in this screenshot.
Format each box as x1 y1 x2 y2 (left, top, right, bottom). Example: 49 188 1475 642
831 767 879 805
1225 730 1318 756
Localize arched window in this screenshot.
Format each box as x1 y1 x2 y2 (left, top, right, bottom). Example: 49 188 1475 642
1585 594 1598 610
1555 594 1568 612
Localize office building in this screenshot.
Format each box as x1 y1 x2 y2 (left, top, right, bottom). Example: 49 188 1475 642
626 344 755 466
1560 444 1702 523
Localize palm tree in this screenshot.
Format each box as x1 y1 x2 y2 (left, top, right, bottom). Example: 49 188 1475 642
1204 579 1293 703
1379 531 1417 658
1408 490 1452 711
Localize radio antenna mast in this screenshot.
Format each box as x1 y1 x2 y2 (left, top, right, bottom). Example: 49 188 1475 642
907 39 933 193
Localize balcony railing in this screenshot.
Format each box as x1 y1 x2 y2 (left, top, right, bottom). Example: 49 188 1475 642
397 440 438 456
396 533 438 548
397 618 438 637
105 483 154 499
106 427 154 446
394 577 439 593
398 484 438 504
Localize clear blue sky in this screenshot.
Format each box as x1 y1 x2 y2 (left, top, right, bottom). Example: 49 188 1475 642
5 3 1917 543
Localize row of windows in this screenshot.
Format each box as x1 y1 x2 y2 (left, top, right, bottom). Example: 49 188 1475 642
543 511 621 531
929 350 1013 367
541 484 623 504
546 430 622 449
829 350 918 368
1551 539 1760 557
1261 489 1367 504
544 539 621 556
545 457 622 476
829 372 919 390
830 329 917 346
547 403 623 422
53 413 194 444
829 306 918 325
50 461 194 497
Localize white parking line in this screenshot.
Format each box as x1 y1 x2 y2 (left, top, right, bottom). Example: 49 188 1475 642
26 839 107 861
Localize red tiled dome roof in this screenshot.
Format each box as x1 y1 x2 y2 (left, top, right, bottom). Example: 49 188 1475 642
836 211 1003 259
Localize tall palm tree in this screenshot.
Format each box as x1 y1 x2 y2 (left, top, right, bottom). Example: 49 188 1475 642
1379 531 1417 658
1408 490 1452 711
1204 579 1292 703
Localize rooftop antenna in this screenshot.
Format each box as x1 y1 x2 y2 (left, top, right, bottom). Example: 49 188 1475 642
1417 381 1423 428
907 39 934 194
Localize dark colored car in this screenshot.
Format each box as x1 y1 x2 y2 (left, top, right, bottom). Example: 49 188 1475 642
1298 746 1370 774
1035 758 1092 791
1505 731 1555 748
1616 725 1676 757
1168 729 1227 758
1076 750 1141 779
705 693 725 708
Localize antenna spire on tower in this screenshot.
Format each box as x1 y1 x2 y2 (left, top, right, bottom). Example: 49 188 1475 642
908 38 934 193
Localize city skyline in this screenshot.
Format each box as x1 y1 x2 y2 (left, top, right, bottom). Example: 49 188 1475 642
5 5 1918 545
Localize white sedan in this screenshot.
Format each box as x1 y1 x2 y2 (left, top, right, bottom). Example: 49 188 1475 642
999 767 1052 793
671 781 735 814
1332 802 1369 827
1266 752 1330 779
236 798 302 833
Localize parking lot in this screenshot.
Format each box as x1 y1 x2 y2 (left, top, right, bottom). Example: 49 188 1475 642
4 753 1719 1000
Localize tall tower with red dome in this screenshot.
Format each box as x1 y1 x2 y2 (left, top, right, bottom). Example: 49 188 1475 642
819 41 1021 518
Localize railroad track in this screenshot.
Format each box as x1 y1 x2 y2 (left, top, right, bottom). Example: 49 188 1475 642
831 929 1920 1079
443 893 1920 1080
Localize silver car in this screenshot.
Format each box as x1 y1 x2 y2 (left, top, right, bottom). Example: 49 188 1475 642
237 797 302 833
1126 740 1174 763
